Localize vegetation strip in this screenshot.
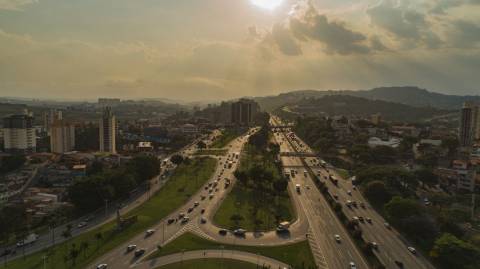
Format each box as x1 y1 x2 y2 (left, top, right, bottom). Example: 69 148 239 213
0 157 217 269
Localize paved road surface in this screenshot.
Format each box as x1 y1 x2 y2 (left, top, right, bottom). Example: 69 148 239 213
136 249 289 269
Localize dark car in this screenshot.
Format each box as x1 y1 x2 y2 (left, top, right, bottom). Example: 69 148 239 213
395 261 404 268
134 249 146 258
218 229 228 236
167 218 175 225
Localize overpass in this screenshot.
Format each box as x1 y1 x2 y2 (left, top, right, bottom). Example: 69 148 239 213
280 151 321 158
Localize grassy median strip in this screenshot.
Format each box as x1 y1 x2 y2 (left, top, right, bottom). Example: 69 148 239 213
214 144 294 231
149 233 315 269
156 259 258 269
1 157 217 269
211 128 243 149
194 149 228 156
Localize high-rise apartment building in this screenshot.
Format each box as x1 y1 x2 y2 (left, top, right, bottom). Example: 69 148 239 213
43 109 62 134
231 99 259 126
459 102 480 147
50 119 75 153
99 107 116 154
3 111 36 154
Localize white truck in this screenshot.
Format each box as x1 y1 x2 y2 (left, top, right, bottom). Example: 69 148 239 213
16 233 38 247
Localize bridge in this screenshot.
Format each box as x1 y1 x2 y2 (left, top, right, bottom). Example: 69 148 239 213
280 151 321 157
268 125 294 130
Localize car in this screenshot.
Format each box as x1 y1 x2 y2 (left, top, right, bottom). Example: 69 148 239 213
77 221 87 228
181 217 189 224
334 234 341 242
407 247 417 254
352 201 358 208
234 229 246 236
204 186 208 190
209 194 214 199
349 262 357 269
394 260 404 268
200 217 207 224
347 190 352 196
384 222 391 229
134 249 146 257
358 216 364 222
178 213 185 218
200 195 206 200
333 194 338 200
360 202 366 209
126 244 137 252
200 208 205 214
370 242 378 249
145 229 155 236
218 229 228 236
167 218 175 224
96 264 108 269
188 207 194 213
276 227 289 234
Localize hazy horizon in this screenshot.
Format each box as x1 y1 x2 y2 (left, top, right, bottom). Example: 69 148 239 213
1 0 479 101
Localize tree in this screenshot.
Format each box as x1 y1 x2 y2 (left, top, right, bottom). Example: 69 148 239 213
230 214 244 228
384 196 423 223
170 154 184 166
273 180 288 194
430 233 480 269
234 170 249 186
414 168 438 187
94 232 103 249
196 141 207 149
80 241 89 258
87 160 104 175
0 155 26 174
363 181 392 206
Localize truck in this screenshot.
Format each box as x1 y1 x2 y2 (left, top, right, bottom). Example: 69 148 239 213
290 169 296 178
16 233 38 247
295 184 301 193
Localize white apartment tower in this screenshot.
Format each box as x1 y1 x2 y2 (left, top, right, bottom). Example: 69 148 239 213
99 107 116 154
43 109 63 134
3 111 36 154
50 119 75 153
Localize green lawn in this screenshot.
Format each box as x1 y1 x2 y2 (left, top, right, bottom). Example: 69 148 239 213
336 169 350 180
214 145 294 231
1 157 217 269
149 233 315 269
156 259 258 269
211 129 243 149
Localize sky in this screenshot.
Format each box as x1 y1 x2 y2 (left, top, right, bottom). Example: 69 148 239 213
0 0 479 101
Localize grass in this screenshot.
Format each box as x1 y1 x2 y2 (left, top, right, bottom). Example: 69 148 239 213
214 145 294 231
155 259 258 269
1 157 217 269
336 169 350 180
211 129 243 149
194 149 228 156
149 233 315 269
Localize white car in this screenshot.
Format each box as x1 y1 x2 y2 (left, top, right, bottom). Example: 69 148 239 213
145 229 155 236
349 262 357 269
96 264 108 269
77 221 88 228
334 234 341 242
407 246 417 254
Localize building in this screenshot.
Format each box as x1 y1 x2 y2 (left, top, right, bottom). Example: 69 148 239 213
3 112 36 154
371 113 382 125
368 137 401 148
459 102 480 147
50 119 75 154
181 123 199 134
43 109 62 134
99 107 117 154
231 99 258 126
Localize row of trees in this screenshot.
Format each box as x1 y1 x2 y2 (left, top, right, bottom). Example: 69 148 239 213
0 155 26 174
68 155 160 213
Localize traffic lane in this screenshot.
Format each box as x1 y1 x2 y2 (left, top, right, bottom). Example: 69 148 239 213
91 137 246 269
313 166 435 269
294 167 369 269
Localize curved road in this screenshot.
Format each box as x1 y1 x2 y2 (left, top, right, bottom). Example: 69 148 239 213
136 249 289 269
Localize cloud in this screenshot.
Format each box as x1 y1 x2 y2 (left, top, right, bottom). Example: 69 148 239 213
449 20 480 48
270 23 303 56
429 0 480 14
0 0 37 10
367 0 442 48
289 11 371 55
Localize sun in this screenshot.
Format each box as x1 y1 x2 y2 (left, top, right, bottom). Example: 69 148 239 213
250 0 284 10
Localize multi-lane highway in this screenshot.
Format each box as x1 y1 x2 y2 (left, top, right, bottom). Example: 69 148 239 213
272 115 436 269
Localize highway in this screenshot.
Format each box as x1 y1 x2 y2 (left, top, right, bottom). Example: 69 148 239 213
273 115 436 269
88 130 256 269
271 117 369 269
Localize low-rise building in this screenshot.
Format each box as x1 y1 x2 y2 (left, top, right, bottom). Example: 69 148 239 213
368 137 401 148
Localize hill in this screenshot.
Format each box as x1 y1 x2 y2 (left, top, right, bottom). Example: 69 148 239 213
255 86 480 111
276 95 453 122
